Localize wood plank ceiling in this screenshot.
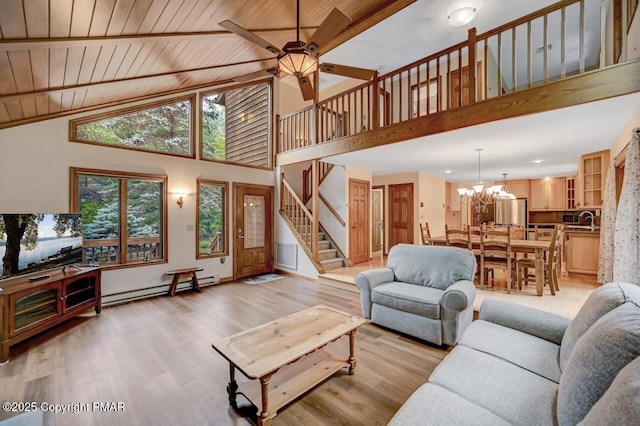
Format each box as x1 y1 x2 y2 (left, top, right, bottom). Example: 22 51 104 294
0 0 414 128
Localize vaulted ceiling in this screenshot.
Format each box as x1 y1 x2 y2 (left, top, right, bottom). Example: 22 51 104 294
0 0 414 128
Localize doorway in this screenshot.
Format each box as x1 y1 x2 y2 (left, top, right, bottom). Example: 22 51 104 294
372 186 384 254
349 179 370 264
388 183 414 248
233 183 274 279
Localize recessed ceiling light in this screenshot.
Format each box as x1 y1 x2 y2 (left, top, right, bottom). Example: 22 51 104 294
444 170 453 174
448 7 477 27
532 159 544 164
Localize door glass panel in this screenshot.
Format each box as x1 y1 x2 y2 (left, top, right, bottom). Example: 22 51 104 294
243 195 265 248
14 289 58 329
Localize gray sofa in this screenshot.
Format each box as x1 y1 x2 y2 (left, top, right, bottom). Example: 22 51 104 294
355 244 476 346
389 281 640 426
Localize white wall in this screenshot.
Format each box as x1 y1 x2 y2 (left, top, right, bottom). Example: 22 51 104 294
611 105 640 158
319 165 347 253
419 172 447 237
0 88 275 302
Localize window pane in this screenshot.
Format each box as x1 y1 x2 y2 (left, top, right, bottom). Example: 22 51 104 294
74 98 192 156
127 180 162 262
202 82 270 167
197 181 227 257
243 195 265 249
77 175 121 264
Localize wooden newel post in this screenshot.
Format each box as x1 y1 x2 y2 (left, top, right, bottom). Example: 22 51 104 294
280 172 285 212
468 27 477 104
311 159 320 262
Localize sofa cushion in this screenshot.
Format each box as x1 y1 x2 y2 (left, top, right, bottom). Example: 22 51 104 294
458 320 562 383
578 355 640 425
372 282 442 319
560 282 640 371
429 346 558 426
387 244 475 290
557 301 640 426
388 382 511 426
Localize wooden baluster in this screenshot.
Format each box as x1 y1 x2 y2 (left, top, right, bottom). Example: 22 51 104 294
483 38 489 97
561 7 566 77
527 21 532 88
468 28 477 103
457 48 462 107
497 32 502 95
579 0 585 73
511 27 516 92
544 13 549 83
445 54 450 110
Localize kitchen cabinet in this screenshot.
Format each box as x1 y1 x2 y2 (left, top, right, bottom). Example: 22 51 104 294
494 179 529 198
565 231 600 275
1 267 101 363
566 176 577 210
529 177 566 210
578 150 610 209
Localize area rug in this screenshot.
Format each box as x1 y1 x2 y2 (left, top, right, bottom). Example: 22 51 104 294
241 273 284 285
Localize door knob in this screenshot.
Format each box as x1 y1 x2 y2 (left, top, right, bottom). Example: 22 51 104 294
237 235 245 239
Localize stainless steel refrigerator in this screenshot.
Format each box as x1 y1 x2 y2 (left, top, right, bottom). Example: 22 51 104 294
495 198 527 227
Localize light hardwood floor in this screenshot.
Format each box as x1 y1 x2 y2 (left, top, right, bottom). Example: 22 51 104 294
0 276 449 426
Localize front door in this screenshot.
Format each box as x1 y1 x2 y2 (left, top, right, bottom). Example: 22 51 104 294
388 183 414 249
349 179 370 264
233 183 273 279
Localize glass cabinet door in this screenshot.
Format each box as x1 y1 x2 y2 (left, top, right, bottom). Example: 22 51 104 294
10 284 61 336
63 276 97 312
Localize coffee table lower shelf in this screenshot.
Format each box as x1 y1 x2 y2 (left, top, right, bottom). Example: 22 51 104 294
238 349 350 423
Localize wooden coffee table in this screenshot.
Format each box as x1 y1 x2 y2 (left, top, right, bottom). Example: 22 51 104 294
212 305 365 426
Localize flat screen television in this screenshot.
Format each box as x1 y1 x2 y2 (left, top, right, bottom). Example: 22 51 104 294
0 213 83 281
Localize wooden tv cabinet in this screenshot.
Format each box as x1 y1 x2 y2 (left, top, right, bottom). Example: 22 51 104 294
0 266 101 364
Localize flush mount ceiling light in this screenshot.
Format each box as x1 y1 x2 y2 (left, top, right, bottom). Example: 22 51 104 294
448 7 477 27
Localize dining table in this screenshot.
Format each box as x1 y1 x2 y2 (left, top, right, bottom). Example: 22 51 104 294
428 235 552 296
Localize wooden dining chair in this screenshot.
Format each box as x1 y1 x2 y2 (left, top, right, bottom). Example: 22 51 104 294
516 225 559 295
420 222 432 245
480 228 515 293
445 225 471 250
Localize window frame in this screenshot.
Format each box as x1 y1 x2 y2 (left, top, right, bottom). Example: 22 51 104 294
69 95 196 159
199 79 274 170
70 167 169 270
196 179 229 259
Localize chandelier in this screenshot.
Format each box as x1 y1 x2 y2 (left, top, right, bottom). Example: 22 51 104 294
456 148 516 213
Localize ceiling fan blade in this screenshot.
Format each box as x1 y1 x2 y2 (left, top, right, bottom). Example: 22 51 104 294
319 63 376 80
298 76 315 101
306 8 351 53
232 68 280 82
219 20 282 55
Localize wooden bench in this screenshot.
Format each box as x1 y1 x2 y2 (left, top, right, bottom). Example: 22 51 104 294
165 267 204 296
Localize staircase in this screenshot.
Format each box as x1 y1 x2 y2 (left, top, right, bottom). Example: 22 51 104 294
317 230 345 271
281 176 346 273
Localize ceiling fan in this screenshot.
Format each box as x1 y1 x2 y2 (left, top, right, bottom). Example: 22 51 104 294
219 0 376 101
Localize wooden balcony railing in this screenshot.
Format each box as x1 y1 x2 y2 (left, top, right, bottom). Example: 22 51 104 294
83 236 161 264
278 0 622 155
302 161 333 204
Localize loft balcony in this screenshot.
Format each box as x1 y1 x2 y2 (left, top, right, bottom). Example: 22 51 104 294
276 0 640 166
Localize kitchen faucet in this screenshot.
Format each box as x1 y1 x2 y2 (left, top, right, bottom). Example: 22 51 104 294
579 211 596 231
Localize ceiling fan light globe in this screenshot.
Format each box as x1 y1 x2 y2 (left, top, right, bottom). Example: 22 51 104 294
278 42 318 78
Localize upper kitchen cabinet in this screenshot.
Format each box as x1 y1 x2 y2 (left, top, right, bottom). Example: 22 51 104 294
577 150 610 209
529 177 566 210
494 179 529 198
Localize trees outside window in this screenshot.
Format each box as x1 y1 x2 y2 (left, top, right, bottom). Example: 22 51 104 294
197 179 228 258
70 96 195 158
71 168 167 267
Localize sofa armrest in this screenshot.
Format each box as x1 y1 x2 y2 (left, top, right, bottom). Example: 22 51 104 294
355 268 395 319
479 299 571 345
441 280 476 312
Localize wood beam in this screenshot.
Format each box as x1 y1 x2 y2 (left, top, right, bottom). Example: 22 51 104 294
318 0 416 55
277 59 640 166
0 27 319 52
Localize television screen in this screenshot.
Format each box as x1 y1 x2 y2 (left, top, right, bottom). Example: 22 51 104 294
0 213 83 280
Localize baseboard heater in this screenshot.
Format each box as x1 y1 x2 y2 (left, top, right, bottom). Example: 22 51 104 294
102 275 221 307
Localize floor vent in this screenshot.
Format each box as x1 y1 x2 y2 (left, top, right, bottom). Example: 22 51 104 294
277 243 297 269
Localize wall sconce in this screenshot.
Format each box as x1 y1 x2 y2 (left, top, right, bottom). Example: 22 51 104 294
448 7 477 27
173 192 187 209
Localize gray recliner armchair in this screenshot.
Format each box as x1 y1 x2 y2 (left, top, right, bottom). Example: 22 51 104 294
355 244 476 346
